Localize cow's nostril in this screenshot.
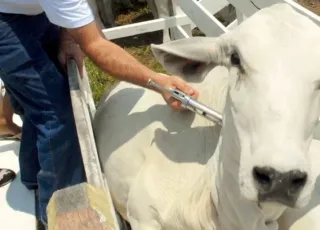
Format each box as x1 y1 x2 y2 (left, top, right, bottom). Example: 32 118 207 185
253 167 308 206
253 166 275 190
290 170 307 191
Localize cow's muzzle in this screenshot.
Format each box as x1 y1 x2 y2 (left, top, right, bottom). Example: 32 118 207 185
253 166 308 207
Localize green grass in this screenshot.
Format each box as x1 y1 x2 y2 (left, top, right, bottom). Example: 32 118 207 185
85 45 167 105
85 58 117 104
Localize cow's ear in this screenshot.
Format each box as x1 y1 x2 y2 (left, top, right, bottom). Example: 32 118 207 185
151 37 224 83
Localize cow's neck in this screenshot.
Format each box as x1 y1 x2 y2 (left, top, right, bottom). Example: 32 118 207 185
208 95 243 230
209 94 284 230
164 167 218 230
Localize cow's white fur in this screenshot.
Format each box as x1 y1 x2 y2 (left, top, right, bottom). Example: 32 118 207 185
93 3 320 230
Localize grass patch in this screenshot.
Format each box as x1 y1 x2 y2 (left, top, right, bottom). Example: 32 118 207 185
85 58 117 104
124 46 167 73
116 5 152 26
85 45 167 105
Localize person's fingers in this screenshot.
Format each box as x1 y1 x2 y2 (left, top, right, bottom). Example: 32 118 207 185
165 97 185 111
163 93 182 111
191 88 199 99
170 101 182 112
170 99 182 111
58 52 67 72
161 75 200 111
172 76 197 96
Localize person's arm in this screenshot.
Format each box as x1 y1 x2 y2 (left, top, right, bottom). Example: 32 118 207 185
59 21 198 110
37 0 198 110
62 22 169 90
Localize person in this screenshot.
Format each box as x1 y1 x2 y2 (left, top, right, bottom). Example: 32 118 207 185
0 90 20 187
0 89 21 140
0 0 199 226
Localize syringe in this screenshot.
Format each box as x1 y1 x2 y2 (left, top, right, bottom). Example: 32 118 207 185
148 79 222 125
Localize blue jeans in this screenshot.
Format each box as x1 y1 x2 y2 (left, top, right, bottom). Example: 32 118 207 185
0 12 86 224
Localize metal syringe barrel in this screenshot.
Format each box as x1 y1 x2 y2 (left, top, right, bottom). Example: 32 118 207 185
148 79 223 125
169 88 223 125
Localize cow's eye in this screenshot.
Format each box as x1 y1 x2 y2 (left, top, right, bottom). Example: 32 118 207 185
231 52 241 66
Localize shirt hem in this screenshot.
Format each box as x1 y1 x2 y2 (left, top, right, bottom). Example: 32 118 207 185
49 13 95 29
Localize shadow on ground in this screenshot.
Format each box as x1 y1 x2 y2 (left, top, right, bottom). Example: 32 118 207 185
0 141 19 157
6 171 35 215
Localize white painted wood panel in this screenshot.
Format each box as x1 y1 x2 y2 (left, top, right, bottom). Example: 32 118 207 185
103 15 193 40
199 0 229 15
179 0 228 37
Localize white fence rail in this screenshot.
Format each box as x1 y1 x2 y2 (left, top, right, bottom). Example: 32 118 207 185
103 0 320 42
179 0 228 36
103 0 231 40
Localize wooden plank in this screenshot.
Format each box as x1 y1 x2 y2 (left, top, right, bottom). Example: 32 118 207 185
101 0 320 42
170 0 229 34
67 59 104 188
81 66 96 120
101 0 228 42
102 14 193 40
65 59 120 230
190 0 229 30
170 25 191 40
47 183 117 230
169 1 193 40
179 0 228 37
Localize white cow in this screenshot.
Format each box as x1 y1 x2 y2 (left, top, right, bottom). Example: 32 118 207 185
93 3 320 230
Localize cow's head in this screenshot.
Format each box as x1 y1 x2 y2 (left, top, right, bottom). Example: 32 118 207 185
151 3 320 210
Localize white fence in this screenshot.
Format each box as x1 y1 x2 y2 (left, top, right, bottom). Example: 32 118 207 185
102 0 320 41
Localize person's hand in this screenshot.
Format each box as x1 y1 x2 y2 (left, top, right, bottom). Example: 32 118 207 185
156 74 199 111
58 28 85 77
